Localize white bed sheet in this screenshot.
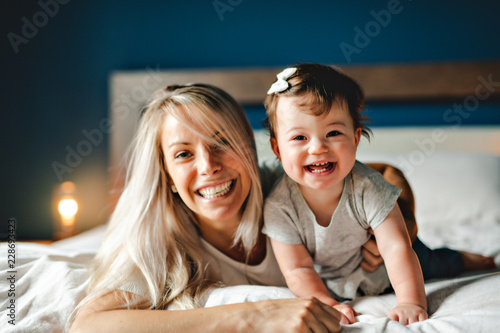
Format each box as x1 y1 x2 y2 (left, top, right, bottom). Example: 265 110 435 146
2 127 500 332
1 225 499 333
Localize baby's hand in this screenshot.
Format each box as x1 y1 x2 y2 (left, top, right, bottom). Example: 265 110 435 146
333 303 358 324
389 303 428 325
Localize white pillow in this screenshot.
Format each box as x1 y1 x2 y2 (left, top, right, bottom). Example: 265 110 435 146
358 151 500 227
202 285 295 307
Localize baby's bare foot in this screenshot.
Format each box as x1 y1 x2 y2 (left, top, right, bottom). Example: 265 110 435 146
460 251 497 272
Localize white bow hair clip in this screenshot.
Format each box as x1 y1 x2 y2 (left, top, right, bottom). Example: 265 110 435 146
267 67 297 94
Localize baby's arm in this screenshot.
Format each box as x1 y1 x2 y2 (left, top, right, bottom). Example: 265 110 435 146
270 238 357 324
373 203 428 325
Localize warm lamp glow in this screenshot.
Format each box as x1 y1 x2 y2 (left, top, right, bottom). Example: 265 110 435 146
53 181 79 239
58 198 78 226
58 198 78 217
61 181 76 194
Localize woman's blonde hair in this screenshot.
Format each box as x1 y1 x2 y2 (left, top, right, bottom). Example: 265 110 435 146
84 83 262 310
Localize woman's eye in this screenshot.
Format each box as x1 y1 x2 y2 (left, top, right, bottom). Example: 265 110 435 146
212 137 231 151
218 138 230 147
175 151 192 159
292 135 307 141
327 131 341 137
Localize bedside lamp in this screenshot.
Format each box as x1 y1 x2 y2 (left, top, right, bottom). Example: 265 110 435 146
58 197 78 226
53 181 78 240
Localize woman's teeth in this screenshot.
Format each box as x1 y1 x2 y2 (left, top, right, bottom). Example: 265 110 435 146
198 180 233 199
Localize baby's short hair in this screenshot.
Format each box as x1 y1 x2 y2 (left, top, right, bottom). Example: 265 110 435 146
264 63 371 140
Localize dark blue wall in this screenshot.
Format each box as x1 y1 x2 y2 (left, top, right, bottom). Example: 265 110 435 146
2 0 499 239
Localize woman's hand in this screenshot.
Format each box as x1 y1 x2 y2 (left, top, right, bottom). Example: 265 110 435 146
250 297 342 333
360 229 384 273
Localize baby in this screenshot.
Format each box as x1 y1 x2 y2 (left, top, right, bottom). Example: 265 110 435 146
262 64 428 325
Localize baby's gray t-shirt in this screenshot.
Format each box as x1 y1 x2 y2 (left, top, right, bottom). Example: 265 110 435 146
262 161 401 299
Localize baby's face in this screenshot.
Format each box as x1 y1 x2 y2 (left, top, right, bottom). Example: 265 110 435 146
271 96 361 194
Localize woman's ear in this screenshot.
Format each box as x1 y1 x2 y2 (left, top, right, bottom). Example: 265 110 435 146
270 137 281 161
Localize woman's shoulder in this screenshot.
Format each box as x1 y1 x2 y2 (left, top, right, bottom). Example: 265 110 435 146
259 158 284 198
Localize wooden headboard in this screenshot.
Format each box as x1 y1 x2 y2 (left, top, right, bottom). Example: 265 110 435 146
109 61 500 204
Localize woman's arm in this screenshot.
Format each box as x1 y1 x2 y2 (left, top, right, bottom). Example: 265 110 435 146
372 203 428 325
70 289 342 333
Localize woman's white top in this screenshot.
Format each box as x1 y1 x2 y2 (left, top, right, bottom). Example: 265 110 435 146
200 236 286 287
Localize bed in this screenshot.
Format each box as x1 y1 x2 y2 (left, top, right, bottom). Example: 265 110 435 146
2 62 500 332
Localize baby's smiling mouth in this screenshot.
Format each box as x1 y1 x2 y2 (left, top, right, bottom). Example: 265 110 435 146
305 162 336 174
197 180 234 199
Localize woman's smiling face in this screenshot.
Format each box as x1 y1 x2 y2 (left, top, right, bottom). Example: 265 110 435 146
162 108 252 230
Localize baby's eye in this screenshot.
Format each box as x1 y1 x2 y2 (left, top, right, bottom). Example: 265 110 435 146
326 131 342 137
292 135 307 141
175 151 192 159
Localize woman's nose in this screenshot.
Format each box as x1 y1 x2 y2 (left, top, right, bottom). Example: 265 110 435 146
198 149 222 176
308 137 329 155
